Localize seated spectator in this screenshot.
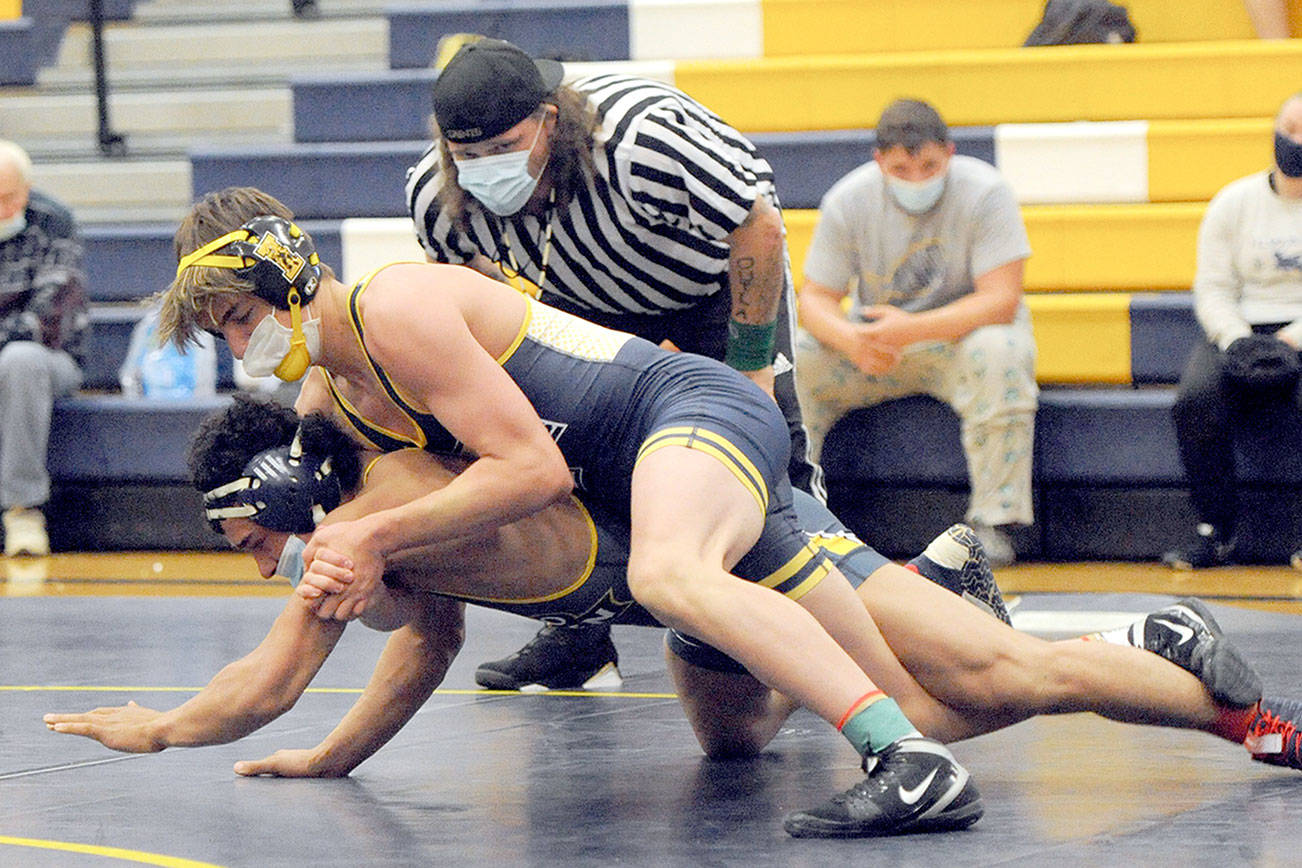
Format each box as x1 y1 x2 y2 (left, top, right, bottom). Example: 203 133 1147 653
1164 93 1302 569
0 140 87 557
793 99 1037 566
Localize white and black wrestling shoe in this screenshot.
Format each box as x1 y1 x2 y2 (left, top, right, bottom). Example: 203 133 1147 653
783 736 983 838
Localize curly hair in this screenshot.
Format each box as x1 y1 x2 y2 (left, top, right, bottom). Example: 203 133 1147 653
434 84 597 233
188 392 362 500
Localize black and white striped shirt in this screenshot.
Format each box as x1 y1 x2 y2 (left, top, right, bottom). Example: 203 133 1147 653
404 74 781 315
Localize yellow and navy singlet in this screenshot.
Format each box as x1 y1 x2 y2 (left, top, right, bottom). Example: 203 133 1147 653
326 268 836 616
328 271 790 515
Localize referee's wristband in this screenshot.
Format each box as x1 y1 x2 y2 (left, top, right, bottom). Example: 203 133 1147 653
725 320 777 371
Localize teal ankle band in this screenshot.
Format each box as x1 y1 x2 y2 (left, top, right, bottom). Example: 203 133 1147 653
841 697 919 757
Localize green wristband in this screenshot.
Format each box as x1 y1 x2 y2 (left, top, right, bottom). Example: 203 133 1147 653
725 320 777 371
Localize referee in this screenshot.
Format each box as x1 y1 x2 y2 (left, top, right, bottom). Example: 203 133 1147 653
405 38 821 691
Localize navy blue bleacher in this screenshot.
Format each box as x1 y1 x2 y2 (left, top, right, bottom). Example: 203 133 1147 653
83 220 344 302
206 122 996 218
47 395 233 551
0 18 39 85
388 0 630 70
1129 292 1204 385
824 384 1302 564
190 144 426 220
0 0 136 83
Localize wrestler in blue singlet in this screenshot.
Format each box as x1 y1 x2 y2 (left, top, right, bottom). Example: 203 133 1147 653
324 268 833 601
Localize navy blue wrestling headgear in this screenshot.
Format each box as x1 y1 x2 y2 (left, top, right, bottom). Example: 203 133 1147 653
203 429 341 533
176 214 322 310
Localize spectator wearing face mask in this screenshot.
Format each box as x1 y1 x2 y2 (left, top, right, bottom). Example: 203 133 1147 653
1163 92 1302 570
792 99 1037 567
0 140 88 558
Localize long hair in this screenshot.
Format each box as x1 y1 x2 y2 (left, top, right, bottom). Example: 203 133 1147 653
156 187 335 350
433 84 597 233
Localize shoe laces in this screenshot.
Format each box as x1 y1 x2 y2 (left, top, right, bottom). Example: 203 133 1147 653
1246 701 1301 757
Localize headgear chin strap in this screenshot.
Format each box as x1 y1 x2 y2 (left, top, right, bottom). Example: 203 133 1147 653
203 428 341 534
177 215 322 379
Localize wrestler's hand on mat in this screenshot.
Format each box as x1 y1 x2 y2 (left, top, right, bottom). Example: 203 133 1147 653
43 701 164 752
234 748 343 778
302 518 385 622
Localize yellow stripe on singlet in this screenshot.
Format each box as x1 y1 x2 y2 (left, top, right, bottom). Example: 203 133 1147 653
758 542 833 602
636 426 768 513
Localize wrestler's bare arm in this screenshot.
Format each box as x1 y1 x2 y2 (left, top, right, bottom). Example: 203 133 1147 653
233 595 465 778
44 595 347 752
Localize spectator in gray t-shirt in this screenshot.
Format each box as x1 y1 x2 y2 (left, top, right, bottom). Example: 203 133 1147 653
794 99 1037 565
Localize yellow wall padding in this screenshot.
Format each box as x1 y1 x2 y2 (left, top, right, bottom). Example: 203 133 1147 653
0 1 20 20
761 0 1271 55
1025 292 1133 384
785 203 1204 295
675 42 1302 132
1148 118 1272 203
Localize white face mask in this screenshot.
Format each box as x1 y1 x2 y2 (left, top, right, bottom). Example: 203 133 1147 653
0 211 26 242
241 309 321 380
886 171 947 214
453 119 547 216
276 534 307 587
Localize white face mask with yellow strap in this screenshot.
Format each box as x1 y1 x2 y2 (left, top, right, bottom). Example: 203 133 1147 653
240 289 320 381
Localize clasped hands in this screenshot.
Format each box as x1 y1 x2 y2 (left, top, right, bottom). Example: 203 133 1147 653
296 518 386 621
841 304 913 375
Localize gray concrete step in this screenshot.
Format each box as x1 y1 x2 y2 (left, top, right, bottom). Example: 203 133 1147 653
16 0 395 224
42 18 387 87
1 87 292 146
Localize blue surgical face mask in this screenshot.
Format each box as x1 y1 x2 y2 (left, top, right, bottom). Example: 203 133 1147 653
276 534 307 587
886 171 947 214
453 118 547 216
1276 131 1302 178
0 210 27 242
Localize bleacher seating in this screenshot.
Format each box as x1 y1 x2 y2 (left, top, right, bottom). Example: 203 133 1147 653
19 0 1302 557
0 0 136 85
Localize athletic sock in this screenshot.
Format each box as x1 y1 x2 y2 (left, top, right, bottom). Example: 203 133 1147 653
1207 701 1260 744
1081 622 1141 647
838 692 921 757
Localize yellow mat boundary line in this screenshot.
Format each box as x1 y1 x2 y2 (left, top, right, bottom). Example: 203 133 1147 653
0 836 225 868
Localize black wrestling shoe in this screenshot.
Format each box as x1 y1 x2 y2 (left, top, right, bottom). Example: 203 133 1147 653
1245 697 1302 771
783 737 983 838
1133 597 1262 708
1162 523 1235 570
474 623 622 691
911 524 1012 625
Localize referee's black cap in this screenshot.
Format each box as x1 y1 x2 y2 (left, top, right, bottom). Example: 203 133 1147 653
432 38 565 144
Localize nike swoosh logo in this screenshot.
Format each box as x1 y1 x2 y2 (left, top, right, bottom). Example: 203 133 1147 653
898 769 938 806
1153 618 1195 645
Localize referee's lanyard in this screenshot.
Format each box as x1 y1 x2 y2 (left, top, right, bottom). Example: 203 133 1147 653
499 188 555 299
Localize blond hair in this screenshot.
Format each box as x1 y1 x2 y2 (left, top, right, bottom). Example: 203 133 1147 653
156 187 332 349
